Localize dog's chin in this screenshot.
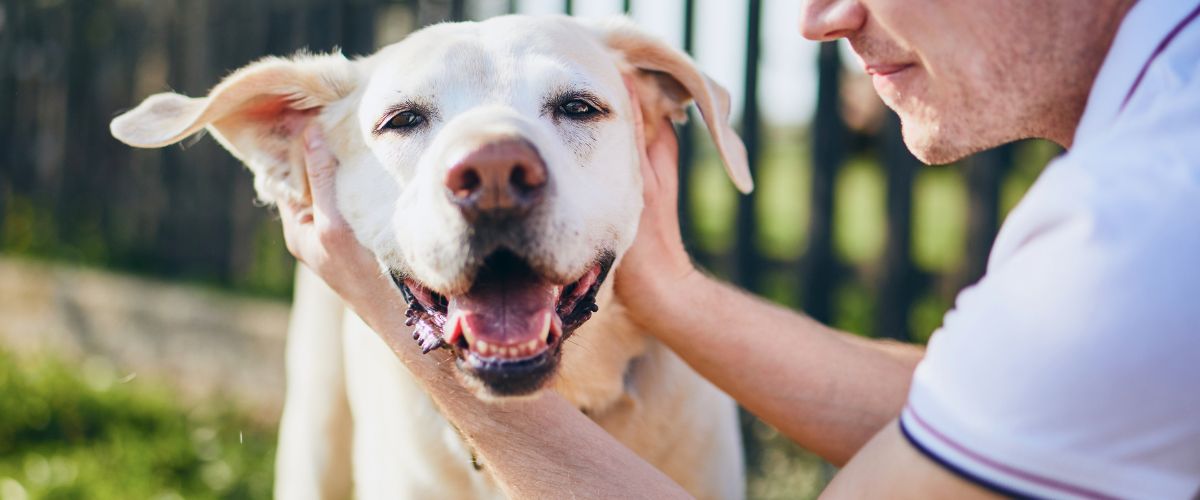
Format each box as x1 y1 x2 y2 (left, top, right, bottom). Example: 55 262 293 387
391 248 615 398
455 349 560 400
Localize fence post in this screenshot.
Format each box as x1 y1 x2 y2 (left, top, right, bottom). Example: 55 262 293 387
875 112 920 341
677 0 697 255
0 3 13 240
733 0 762 291
416 0 454 26
341 0 380 56
961 143 1013 287
450 0 466 22
802 41 845 324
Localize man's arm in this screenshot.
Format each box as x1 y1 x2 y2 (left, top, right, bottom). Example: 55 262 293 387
632 269 923 466
359 280 692 499
617 96 924 466
824 421 1002 499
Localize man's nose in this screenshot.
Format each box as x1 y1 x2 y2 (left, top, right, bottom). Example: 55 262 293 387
800 0 866 41
444 138 548 221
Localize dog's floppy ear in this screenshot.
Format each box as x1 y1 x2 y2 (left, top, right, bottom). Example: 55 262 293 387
585 17 753 194
110 53 357 204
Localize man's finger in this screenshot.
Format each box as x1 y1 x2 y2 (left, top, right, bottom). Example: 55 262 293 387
623 75 665 196
303 124 343 225
623 75 648 154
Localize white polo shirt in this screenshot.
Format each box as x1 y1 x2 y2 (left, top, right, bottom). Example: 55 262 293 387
900 1 1200 499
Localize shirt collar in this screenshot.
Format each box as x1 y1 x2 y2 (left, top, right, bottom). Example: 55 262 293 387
1073 0 1200 146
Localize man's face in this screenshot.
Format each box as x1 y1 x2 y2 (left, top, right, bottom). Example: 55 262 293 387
802 0 1112 164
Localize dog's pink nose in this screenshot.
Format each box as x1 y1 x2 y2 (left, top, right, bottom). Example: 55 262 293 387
445 138 547 219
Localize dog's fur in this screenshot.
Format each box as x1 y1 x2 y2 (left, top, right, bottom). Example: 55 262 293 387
112 15 752 499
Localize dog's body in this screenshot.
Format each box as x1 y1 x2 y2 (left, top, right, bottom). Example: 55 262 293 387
113 15 751 499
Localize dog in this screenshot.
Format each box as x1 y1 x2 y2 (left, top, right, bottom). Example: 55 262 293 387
111 15 753 499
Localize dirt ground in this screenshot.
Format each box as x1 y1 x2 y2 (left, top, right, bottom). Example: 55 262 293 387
0 257 291 424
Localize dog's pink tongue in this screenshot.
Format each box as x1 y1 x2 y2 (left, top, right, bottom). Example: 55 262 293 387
448 271 559 358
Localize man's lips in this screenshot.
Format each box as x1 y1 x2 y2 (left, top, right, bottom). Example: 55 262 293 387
865 62 913 77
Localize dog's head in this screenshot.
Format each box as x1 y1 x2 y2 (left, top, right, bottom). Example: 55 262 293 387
111 15 751 399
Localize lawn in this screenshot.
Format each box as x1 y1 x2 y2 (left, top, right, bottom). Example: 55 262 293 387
0 349 275 500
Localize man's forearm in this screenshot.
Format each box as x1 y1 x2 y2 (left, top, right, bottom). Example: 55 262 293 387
416 369 690 500
640 271 924 466
355 287 690 499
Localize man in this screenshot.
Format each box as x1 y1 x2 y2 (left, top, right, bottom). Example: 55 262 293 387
281 0 1200 497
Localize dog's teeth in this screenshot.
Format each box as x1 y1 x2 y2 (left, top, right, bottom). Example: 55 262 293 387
460 316 476 346
476 339 490 356
527 340 538 351
540 312 553 343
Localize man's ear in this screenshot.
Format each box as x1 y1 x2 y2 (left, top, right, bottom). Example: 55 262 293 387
110 52 357 205
585 17 753 194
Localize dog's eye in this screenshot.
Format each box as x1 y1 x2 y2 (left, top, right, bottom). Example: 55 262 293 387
384 111 425 130
558 99 597 117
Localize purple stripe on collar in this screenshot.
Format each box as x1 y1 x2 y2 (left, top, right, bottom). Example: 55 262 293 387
1120 2 1200 112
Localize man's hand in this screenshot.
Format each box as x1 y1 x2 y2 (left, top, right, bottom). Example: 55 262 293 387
614 77 702 327
277 126 397 320
609 80 925 469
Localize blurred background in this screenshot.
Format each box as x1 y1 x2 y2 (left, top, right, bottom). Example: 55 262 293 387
0 0 1060 498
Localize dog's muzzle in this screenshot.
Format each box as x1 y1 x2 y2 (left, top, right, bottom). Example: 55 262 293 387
394 250 614 397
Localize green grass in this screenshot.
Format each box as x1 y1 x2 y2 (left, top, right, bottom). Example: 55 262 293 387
0 350 275 499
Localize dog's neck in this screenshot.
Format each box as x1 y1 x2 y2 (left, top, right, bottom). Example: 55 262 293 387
549 278 652 415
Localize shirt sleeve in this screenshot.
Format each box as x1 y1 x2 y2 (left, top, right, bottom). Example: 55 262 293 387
901 153 1200 499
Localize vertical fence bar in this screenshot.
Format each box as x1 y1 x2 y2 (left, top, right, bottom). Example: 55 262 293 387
622 0 632 15
733 0 762 290
677 0 697 252
564 0 572 15
961 144 1012 287
341 0 379 56
416 0 451 26
450 0 466 21
0 2 13 240
875 112 920 341
802 41 845 324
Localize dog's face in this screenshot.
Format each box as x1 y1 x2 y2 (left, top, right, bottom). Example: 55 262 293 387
111 15 751 399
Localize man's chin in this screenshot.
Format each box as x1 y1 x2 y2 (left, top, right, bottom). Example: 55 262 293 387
899 121 984 166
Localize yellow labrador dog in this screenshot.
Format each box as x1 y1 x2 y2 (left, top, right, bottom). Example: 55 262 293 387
112 15 752 499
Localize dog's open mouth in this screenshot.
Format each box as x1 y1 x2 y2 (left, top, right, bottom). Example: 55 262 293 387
391 249 614 396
